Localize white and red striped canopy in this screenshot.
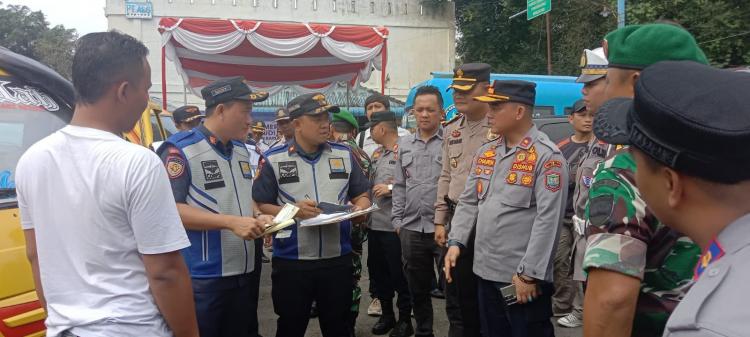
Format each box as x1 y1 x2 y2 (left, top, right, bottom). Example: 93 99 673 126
158 18 388 107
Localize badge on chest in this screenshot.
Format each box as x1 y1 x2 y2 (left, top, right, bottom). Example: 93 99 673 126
278 161 300 184
239 161 253 179
329 157 349 180
201 160 226 190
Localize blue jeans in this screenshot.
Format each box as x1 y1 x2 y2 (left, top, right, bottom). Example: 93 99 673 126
477 277 555 337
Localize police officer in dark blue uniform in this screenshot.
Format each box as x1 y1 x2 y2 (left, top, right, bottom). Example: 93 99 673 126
253 93 372 337
157 77 272 337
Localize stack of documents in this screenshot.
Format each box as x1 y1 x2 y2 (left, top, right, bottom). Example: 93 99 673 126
300 204 380 227
263 203 300 234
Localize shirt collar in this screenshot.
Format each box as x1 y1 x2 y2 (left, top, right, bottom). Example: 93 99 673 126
197 125 234 156
497 124 539 150
289 140 331 159
693 213 750 279
411 127 443 143
716 213 750 255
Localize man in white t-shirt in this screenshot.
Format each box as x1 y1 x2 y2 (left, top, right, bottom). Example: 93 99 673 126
358 93 411 158
15 31 198 337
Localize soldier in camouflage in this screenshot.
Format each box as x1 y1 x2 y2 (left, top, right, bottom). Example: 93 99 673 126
330 109 371 337
581 24 709 337
602 61 750 337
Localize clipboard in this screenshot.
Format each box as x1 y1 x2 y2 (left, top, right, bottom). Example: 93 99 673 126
299 204 380 227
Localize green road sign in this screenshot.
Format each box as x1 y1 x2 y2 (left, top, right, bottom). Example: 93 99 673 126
527 0 551 20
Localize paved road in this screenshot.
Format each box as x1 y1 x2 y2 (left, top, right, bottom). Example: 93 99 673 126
257 244 582 337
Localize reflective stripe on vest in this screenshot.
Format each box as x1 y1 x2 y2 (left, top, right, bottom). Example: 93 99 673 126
266 143 354 260
173 132 255 278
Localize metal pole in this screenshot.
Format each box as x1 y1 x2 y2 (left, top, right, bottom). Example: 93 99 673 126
346 82 352 111
617 0 625 28
546 13 552 75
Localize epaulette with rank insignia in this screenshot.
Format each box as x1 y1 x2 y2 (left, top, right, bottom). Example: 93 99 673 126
442 113 463 127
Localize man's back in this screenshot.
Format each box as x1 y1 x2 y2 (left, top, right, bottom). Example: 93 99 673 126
16 125 189 336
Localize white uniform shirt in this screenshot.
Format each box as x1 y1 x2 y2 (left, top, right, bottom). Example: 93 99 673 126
15 125 190 337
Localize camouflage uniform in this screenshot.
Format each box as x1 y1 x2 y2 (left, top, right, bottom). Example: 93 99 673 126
342 138 371 333
583 150 701 336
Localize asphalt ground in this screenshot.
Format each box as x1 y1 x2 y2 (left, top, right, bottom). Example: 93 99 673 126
256 243 582 337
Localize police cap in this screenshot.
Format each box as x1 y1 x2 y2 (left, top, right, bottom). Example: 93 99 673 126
172 105 204 123
286 93 340 120
474 80 536 106
449 63 492 92
201 77 269 108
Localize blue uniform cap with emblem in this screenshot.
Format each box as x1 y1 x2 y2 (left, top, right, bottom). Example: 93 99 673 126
172 105 205 123
594 60 750 184
286 92 340 120
474 80 536 106
449 63 491 92
201 76 269 108
365 110 398 129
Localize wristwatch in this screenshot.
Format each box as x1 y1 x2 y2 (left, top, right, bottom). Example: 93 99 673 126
387 184 393 191
447 239 465 249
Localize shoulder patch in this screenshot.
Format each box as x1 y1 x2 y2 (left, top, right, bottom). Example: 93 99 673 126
165 154 186 179
543 160 563 169
588 194 614 227
544 171 561 192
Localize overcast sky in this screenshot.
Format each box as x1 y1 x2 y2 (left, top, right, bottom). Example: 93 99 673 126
6 0 107 35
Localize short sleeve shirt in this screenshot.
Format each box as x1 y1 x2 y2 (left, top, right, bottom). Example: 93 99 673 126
15 125 189 337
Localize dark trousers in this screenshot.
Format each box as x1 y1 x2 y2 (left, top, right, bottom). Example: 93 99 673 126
552 221 575 315
272 255 353 337
368 230 412 319
192 270 262 337
477 277 555 337
400 229 437 336
445 232 481 337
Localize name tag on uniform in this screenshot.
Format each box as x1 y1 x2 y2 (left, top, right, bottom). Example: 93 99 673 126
329 157 349 180
239 161 253 179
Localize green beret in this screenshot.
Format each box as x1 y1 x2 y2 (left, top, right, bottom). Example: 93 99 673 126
604 24 709 70
332 109 359 130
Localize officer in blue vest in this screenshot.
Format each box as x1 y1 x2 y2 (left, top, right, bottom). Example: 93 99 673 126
253 92 372 337
157 76 274 337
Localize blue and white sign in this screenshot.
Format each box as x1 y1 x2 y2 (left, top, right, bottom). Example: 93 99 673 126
125 1 153 19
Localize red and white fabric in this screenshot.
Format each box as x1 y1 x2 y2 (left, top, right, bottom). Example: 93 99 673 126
158 18 388 103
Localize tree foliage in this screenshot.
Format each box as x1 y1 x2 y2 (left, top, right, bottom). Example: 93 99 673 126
446 0 750 75
0 1 77 78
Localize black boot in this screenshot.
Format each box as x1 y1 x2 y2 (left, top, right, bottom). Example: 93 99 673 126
390 318 414 337
372 300 396 335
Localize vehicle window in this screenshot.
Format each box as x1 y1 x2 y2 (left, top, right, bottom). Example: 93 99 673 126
0 108 68 201
150 114 179 141
532 106 555 119
536 120 573 144
0 80 70 203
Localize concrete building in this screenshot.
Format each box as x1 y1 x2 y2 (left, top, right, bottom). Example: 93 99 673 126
105 0 456 105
